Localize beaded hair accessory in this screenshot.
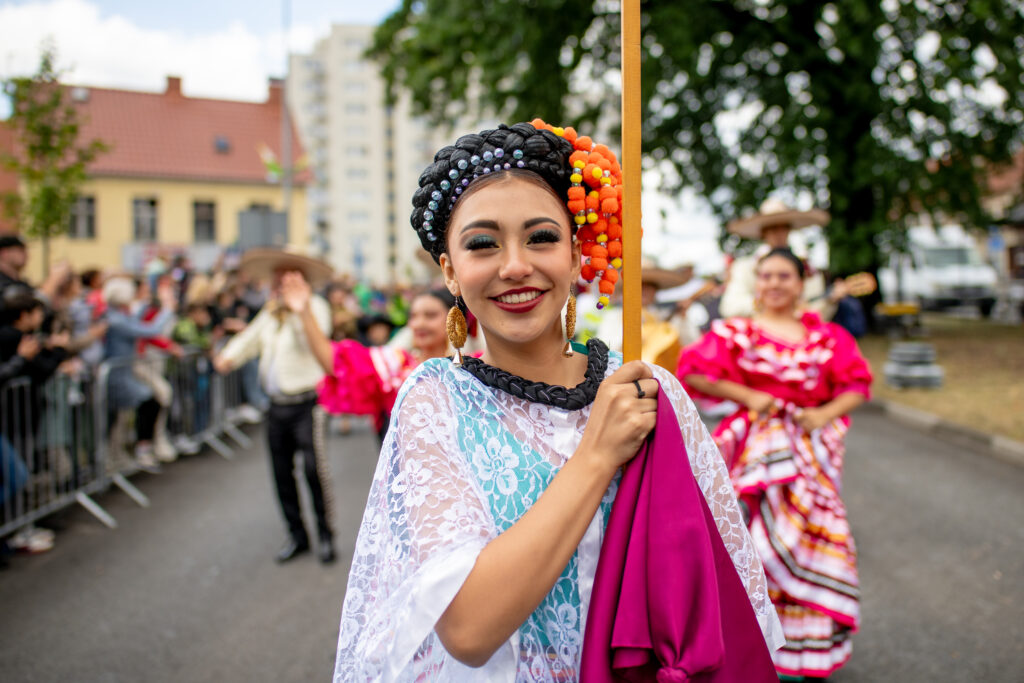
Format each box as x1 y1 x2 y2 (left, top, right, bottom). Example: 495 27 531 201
410 121 627 309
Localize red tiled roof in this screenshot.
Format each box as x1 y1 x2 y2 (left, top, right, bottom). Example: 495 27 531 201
71 76 309 185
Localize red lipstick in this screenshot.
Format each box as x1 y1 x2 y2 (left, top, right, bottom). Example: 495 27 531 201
490 287 546 313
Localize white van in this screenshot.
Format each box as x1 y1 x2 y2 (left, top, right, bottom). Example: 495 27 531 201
878 225 998 317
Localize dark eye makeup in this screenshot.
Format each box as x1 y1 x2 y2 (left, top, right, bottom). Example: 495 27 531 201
465 234 499 250
528 229 561 245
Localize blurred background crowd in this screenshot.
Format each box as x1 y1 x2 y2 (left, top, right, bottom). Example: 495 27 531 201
0 235 446 557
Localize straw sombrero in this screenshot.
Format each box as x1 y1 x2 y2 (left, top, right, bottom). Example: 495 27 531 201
726 198 830 240
640 259 690 290
239 246 333 288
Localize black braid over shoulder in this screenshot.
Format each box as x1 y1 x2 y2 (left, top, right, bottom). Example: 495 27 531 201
411 122 575 262
458 338 609 410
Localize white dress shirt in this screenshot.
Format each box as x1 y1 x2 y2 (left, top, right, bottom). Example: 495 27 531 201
219 295 331 397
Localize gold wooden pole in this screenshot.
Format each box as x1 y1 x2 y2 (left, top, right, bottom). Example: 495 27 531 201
620 0 643 362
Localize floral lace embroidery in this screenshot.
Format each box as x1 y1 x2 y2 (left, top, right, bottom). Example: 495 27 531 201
334 353 782 682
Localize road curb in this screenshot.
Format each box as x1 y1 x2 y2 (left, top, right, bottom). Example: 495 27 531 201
865 399 1024 468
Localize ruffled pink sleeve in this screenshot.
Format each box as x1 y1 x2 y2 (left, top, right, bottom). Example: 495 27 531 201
317 340 382 416
676 320 745 402
826 323 873 400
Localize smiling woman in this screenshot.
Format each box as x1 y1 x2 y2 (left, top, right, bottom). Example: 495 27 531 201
333 121 782 682
679 246 873 679
440 174 580 373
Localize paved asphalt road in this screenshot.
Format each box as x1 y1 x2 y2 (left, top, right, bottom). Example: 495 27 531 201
1 409 1022 682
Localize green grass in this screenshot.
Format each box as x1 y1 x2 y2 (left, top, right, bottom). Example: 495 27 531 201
858 315 1024 442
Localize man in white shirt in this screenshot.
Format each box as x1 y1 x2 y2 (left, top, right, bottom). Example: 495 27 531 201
214 252 336 564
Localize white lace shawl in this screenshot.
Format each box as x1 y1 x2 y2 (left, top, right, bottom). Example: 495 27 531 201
334 355 784 682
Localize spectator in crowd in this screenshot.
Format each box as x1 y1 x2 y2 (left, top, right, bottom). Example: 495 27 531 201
144 249 169 293
101 276 177 473
0 286 72 400
49 271 108 357
171 301 217 451
0 235 31 292
68 269 107 369
0 332 42 525
0 235 73 308
324 281 359 341
0 286 71 555
356 313 396 347
212 275 265 423
131 276 182 464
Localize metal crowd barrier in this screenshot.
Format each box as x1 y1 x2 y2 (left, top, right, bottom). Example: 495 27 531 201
1 352 255 539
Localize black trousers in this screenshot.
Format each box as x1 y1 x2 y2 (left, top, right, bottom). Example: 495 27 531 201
266 399 333 543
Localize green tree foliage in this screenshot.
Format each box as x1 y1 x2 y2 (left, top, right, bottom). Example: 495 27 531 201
1 46 107 273
370 0 1024 273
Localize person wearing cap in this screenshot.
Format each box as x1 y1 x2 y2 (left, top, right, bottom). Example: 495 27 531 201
0 235 73 308
212 249 336 565
719 199 848 320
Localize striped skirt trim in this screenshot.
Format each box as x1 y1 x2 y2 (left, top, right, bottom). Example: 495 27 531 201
770 600 854 678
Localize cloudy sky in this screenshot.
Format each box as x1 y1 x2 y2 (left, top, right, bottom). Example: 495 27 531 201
0 0 729 272
0 0 397 101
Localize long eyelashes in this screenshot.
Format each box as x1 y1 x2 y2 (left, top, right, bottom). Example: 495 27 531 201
528 229 561 245
465 235 499 250
463 229 562 251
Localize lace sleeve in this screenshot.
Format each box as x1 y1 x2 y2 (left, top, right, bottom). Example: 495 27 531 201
649 364 786 652
334 364 499 681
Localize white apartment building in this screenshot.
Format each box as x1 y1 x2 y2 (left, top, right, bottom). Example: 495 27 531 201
288 24 447 285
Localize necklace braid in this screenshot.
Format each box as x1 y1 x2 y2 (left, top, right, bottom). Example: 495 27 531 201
458 338 609 410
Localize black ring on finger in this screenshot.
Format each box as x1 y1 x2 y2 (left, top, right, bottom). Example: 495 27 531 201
633 379 645 399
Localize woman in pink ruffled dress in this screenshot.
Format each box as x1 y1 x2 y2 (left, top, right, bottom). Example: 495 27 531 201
679 247 872 681
280 273 455 440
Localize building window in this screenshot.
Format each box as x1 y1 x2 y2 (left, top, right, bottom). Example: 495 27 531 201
345 103 367 115
344 81 367 94
67 196 95 239
346 145 369 157
133 197 158 242
346 168 368 180
193 201 216 242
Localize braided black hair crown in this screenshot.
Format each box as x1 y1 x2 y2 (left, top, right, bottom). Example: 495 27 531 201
411 122 576 262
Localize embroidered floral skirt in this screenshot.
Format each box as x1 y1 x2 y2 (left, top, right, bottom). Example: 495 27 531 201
714 404 859 678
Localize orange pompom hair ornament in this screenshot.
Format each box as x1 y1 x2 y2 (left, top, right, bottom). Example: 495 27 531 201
530 119 625 309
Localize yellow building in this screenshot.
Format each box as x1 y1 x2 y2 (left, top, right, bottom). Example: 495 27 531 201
20 76 310 283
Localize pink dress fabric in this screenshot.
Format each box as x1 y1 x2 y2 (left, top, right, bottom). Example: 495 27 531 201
318 341 417 429
676 313 872 678
677 312 871 410
318 343 481 431
580 385 777 683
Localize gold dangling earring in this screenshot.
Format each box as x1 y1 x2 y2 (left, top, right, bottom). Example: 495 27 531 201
446 297 468 366
562 289 577 357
